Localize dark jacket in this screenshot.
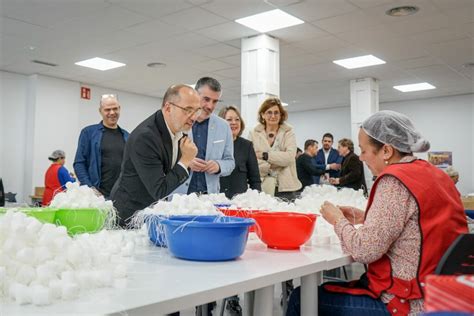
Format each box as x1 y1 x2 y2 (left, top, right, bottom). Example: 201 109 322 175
220 137 261 198
296 153 325 189
338 151 366 193
110 111 189 226
73 122 129 188
313 147 342 184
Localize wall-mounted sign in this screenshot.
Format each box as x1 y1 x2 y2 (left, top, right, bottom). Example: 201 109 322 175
81 87 91 100
428 151 452 169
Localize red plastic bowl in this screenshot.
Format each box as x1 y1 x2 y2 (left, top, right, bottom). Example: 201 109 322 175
218 208 264 232
252 212 318 250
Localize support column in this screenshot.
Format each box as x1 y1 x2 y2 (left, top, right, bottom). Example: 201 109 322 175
350 78 379 188
241 34 280 135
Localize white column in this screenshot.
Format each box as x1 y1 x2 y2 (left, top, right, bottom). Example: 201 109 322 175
350 78 379 187
241 34 280 135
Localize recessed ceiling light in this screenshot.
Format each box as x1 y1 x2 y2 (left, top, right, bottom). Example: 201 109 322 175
75 57 125 71
333 55 386 69
147 62 167 68
393 82 436 92
282 102 289 107
386 6 419 17
235 9 304 33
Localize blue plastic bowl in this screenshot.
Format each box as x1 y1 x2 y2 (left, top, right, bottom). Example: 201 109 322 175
162 216 255 261
466 209 474 219
145 215 218 247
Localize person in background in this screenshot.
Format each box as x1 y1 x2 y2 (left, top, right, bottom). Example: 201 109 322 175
296 147 303 159
218 105 261 199
329 138 367 194
73 94 129 198
296 139 326 190
313 132 342 184
287 110 467 316
110 85 199 227
445 166 459 185
249 97 301 201
42 150 75 206
173 77 234 196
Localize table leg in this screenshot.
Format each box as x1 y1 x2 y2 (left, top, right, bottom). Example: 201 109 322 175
253 285 274 316
301 272 320 316
243 291 254 316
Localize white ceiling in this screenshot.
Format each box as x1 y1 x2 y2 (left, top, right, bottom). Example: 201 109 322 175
1 0 473 112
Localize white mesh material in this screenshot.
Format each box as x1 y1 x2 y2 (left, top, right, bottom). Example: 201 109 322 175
361 110 430 153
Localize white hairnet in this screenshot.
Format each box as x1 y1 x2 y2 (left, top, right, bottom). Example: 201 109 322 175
361 110 430 153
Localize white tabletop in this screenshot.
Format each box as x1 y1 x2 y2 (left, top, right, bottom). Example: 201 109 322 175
1 234 352 316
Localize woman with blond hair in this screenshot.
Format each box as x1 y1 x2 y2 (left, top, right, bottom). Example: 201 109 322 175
249 97 301 201
218 105 261 198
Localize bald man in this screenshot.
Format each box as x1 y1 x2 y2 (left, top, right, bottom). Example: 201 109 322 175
74 94 129 198
110 84 199 227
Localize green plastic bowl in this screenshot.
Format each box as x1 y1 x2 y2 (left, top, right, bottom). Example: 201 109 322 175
55 208 107 235
19 207 57 224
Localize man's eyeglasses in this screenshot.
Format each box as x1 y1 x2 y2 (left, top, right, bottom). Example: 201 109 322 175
265 111 280 117
169 102 203 117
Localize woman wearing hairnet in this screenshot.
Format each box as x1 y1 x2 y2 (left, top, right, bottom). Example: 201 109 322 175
287 111 467 316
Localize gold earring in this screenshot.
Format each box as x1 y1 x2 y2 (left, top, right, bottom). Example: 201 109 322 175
384 160 389 165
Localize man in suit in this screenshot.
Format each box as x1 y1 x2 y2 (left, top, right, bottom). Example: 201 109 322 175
297 139 326 190
173 77 234 195
313 132 342 184
110 84 199 227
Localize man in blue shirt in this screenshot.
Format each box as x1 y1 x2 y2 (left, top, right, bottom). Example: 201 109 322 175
174 77 234 195
312 132 342 184
73 94 129 198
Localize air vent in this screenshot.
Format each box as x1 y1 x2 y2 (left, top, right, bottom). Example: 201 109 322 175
31 60 58 67
386 6 419 17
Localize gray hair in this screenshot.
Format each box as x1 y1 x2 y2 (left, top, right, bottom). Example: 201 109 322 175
195 77 221 93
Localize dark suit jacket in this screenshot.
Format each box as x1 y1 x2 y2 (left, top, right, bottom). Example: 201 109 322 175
339 151 366 193
220 137 261 198
313 148 343 184
110 110 189 226
297 153 325 189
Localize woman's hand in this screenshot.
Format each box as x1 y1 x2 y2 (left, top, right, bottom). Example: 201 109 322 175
339 206 365 225
320 201 345 225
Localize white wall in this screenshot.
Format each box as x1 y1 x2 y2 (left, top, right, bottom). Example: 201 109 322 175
0 71 160 203
289 106 351 151
0 71 28 201
288 94 474 195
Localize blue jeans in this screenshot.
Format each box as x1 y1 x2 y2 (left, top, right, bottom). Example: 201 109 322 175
286 285 390 316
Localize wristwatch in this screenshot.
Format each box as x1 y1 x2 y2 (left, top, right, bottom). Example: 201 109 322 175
262 152 269 161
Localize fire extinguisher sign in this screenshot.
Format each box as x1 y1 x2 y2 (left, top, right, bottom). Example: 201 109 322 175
81 87 91 100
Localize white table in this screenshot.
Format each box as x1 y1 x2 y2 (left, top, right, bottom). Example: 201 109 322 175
1 235 352 316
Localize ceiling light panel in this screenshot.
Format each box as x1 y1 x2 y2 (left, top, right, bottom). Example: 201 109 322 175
333 54 386 69
235 9 304 33
393 82 436 92
75 57 126 71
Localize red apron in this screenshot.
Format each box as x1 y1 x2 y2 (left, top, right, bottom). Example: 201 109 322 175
325 159 468 315
42 163 63 206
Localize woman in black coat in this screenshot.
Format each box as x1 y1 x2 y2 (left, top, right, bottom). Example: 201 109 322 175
329 138 367 194
218 105 261 199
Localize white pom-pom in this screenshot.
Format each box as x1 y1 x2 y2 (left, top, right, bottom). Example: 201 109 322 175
31 285 51 306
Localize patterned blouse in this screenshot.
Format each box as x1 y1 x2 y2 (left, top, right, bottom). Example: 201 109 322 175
334 156 424 315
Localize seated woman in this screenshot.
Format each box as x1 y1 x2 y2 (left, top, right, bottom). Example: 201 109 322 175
42 150 75 206
287 110 468 316
329 138 367 195
218 105 261 198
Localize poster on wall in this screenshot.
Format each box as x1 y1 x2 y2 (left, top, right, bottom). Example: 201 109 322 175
427 151 452 169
